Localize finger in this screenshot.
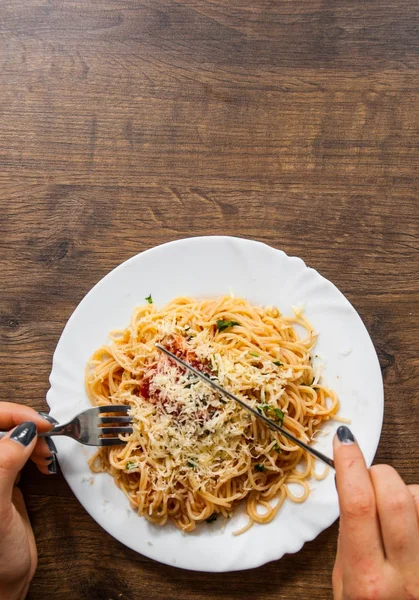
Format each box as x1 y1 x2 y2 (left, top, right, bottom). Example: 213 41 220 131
0 402 53 433
31 453 57 475
0 422 37 513
30 434 57 475
12 487 38 581
332 530 343 600
408 484 419 518
333 426 385 576
0 404 57 470
30 453 55 474
370 465 419 568
31 437 57 461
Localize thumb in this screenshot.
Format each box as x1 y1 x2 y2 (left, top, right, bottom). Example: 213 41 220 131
0 422 37 511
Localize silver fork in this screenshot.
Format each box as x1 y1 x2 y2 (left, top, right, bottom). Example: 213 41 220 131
0 405 133 446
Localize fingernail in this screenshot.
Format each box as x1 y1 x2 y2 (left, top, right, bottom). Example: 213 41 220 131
336 425 355 444
38 411 58 425
45 436 58 455
38 412 58 454
47 455 57 475
10 422 37 447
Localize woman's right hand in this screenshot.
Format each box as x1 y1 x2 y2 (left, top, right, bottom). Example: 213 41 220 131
333 426 419 599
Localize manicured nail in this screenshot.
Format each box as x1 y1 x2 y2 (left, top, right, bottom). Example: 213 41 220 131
38 412 58 454
47 455 57 475
336 425 355 444
45 436 58 454
10 422 37 447
38 411 58 425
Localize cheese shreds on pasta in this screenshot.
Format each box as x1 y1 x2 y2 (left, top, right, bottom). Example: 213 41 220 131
86 296 339 533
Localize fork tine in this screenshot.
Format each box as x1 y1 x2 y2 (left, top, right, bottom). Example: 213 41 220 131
98 416 132 424
99 427 133 435
98 438 127 446
96 405 130 413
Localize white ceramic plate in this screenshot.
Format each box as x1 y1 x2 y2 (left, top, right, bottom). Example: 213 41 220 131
47 236 383 572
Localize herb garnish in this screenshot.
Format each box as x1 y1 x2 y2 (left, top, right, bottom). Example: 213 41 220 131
145 294 153 304
249 351 259 357
258 403 285 425
255 464 265 472
273 360 284 367
126 461 137 470
216 319 240 332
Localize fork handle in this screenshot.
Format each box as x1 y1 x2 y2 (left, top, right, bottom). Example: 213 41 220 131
0 426 68 440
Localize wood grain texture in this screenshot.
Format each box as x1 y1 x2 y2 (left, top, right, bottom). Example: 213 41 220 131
0 0 418 598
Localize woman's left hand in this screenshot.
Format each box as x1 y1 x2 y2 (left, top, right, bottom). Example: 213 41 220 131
0 403 56 600
0 402 56 474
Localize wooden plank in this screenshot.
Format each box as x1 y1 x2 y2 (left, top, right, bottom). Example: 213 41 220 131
0 1 418 598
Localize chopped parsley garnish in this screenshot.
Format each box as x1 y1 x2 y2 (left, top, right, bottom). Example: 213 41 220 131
216 319 240 332
274 443 282 453
145 294 153 304
273 360 284 367
125 461 137 470
255 464 265 472
274 408 285 425
187 460 196 468
206 515 217 523
258 403 284 425
249 351 259 357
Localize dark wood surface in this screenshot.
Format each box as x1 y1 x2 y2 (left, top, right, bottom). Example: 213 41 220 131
1 1 418 598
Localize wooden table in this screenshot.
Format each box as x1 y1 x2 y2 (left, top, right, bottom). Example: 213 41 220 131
1 1 418 598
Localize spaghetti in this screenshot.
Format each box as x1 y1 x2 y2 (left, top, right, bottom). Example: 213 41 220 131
86 296 339 533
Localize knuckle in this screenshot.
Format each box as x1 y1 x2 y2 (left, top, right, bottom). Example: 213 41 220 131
384 491 411 515
345 584 383 600
0 451 16 473
342 492 375 520
344 572 388 600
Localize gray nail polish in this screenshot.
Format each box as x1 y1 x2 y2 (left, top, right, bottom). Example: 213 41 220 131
337 425 355 444
11 422 37 447
38 412 58 454
38 411 59 425
45 436 58 454
47 455 57 475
